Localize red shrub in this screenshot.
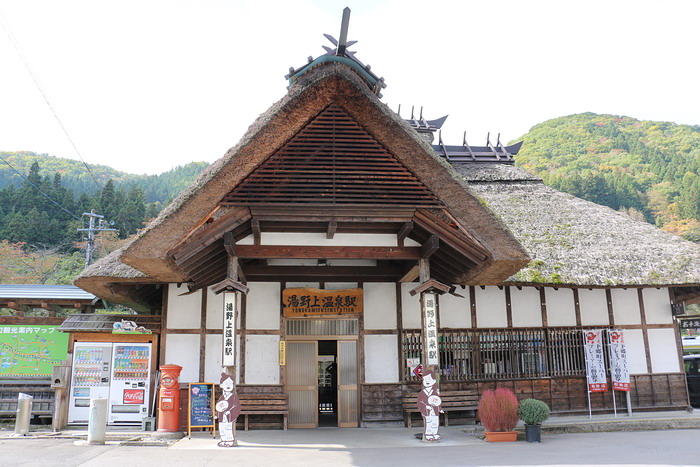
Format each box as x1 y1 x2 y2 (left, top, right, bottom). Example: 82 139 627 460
477 388 519 432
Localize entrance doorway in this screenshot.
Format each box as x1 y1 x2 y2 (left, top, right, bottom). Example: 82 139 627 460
318 340 338 427
286 335 358 428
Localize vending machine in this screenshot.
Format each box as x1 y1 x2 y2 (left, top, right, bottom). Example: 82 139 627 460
108 343 152 424
68 342 114 424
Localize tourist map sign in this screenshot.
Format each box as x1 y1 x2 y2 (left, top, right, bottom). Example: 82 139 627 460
0 325 68 376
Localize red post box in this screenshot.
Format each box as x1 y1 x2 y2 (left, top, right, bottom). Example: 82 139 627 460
157 364 183 432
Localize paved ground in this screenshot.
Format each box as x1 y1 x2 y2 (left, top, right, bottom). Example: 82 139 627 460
1 410 699 466
1 428 699 466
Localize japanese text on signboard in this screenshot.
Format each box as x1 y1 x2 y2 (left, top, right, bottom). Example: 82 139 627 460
608 330 630 391
223 292 236 366
680 318 700 337
283 288 362 317
423 293 439 366
583 329 608 392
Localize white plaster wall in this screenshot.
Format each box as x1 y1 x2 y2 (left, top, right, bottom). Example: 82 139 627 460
649 328 681 373
545 288 577 326
510 287 542 327
246 282 280 330
325 282 359 290
164 334 200 383
611 289 641 325
260 232 398 246
363 283 397 330
579 289 610 326
245 335 280 384
643 288 673 325
205 287 241 330
204 334 240 384
400 283 421 329
475 286 507 328
439 290 470 328
364 335 399 383
404 238 421 247
167 284 202 329
623 329 648 375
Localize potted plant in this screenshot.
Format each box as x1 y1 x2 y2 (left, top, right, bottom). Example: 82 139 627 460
518 398 550 443
477 388 519 442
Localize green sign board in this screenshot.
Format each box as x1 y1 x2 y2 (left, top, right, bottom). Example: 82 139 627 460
0 325 68 376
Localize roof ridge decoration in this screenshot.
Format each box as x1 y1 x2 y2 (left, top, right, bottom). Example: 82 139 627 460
285 7 386 97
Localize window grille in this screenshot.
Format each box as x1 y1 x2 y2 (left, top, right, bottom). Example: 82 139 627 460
402 327 597 381
286 318 358 336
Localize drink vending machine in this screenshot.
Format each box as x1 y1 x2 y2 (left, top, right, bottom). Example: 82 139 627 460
108 344 152 424
68 342 152 425
68 343 113 424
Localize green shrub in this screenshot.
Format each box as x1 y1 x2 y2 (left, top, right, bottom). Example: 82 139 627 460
518 398 550 425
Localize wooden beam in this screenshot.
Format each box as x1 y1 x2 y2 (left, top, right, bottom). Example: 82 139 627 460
244 264 403 279
397 221 413 243
399 263 420 282
169 206 251 262
235 245 421 260
251 219 261 245
419 257 430 284
223 232 236 257
421 235 439 258
326 218 337 239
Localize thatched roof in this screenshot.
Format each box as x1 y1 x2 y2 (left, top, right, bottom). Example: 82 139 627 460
75 61 700 310
458 164 700 287
77 63 528 286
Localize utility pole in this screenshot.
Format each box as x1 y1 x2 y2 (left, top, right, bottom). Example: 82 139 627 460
78 210 118 267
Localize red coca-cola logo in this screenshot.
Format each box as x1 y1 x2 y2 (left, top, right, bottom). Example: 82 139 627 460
123 389 145 404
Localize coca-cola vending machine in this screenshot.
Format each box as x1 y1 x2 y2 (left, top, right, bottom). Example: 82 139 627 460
108 343 152 424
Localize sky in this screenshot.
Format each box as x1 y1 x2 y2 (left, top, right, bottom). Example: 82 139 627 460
1 0 699 175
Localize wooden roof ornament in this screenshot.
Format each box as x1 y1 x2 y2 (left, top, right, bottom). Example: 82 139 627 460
286 7 386 97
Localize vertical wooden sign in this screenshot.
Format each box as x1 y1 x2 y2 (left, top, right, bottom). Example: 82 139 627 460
422 292 439 367
223 292 237 367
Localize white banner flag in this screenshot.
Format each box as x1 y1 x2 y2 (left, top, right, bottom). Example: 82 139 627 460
583 329 608 392
608 329 630 391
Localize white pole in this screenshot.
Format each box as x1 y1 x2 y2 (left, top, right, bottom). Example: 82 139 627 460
583 331 592 418
607 331 617 418
626 391 633 416
87 398 108 445
14 393 33 436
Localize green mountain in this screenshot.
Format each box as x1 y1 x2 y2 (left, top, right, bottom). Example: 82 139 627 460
0 151 209 204
513 113 700 242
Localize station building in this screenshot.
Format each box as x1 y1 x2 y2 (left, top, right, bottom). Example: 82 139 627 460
75 25 700 429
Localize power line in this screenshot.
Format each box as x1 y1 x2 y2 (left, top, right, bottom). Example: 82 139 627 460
0 10 102 189
0 154 81 221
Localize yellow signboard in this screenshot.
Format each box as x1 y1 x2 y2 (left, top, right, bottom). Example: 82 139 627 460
282 288 363 317
279 340 286 366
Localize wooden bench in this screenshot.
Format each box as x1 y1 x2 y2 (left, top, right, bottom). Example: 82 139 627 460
402 390 479 428
0 383 54 421
238 393 288 431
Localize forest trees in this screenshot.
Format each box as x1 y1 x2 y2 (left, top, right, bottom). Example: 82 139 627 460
0 162 160 283
515 113 700 242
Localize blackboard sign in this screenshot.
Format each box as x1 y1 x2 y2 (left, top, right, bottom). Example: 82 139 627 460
188 383 216 439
